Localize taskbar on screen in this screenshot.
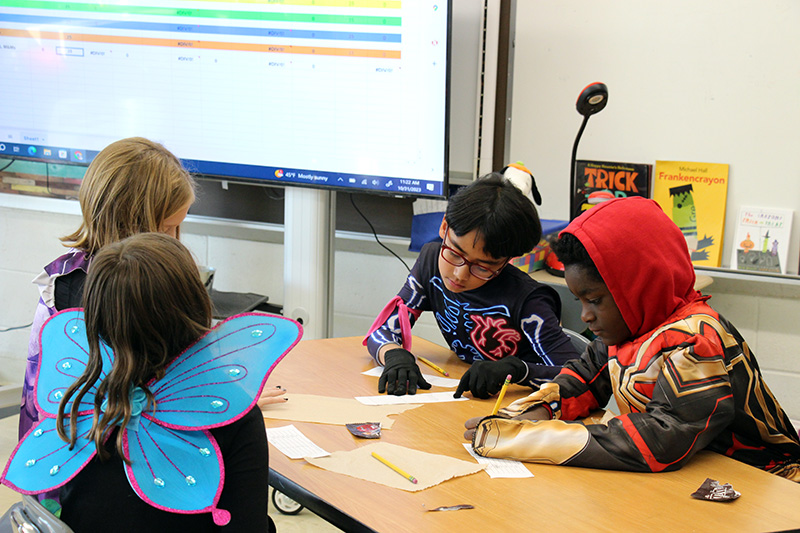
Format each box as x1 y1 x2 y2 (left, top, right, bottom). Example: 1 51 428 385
0 144 446 198
185 160 446 198
0 142 98 165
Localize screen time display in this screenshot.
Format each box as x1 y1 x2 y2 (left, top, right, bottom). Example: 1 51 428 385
0 1 449 197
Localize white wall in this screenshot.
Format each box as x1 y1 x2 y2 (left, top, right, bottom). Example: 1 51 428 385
510 0 800 272
508 0 800 419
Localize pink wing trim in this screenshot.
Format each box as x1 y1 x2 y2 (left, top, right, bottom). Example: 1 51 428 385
362 296 413 352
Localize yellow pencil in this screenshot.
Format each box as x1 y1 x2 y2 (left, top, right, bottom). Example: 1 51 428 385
491 374 512 415
417 356 449 377
371 451 418 484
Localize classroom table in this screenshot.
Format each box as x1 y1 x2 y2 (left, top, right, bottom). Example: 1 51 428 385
263 336 800 532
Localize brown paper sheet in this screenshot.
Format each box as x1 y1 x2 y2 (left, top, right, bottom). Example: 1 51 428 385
261 393 422 429
305 442 486 492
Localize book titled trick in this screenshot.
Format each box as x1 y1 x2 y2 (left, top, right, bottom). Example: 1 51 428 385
570 160 652 220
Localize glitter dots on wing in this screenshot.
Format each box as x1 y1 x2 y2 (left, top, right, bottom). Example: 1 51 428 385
210 400 224 409
199 448 211 457
154 477 165 488
61 361 72 370
25 459 36 467
49 465 59 476
228 368 241 377
185 476 196 486
250 329 263 338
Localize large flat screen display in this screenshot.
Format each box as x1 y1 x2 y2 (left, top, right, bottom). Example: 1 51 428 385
0 1 450 198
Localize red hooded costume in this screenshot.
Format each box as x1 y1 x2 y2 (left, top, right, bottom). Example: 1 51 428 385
472 197 800 480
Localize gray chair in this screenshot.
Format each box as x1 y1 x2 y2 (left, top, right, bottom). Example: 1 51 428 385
0 495 74 533
562 327 591 354
561 328 622 414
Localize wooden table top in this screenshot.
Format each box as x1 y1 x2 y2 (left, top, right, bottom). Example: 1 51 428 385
264 336 800 532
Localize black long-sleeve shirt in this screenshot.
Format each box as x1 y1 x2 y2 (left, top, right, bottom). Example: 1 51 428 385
60 406 275 532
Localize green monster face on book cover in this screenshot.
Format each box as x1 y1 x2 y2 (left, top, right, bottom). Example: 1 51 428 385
652 161 729 267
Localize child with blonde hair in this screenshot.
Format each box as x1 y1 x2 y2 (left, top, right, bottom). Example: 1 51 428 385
20 137 196 438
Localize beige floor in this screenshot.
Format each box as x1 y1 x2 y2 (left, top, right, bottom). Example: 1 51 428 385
0 414 338 532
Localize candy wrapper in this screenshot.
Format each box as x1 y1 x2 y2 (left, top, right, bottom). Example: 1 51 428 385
346 422 381 439
690 478 741 502
426 504 474 512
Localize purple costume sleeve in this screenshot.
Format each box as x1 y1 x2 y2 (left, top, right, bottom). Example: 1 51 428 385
19 249 90 439
20 300 56 439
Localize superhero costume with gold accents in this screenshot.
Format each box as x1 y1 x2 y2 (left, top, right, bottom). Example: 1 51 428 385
473 197 800 481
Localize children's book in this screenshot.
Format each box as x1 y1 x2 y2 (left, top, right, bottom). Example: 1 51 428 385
729 206 793 274
570 160 652 220
652 161 729 267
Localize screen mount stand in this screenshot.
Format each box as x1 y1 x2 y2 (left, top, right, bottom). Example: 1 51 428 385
283 187 335 339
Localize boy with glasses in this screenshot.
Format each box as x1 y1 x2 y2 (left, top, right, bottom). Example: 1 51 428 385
364 171 580 397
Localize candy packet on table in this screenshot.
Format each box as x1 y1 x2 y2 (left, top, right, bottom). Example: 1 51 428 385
346 422 381 439
690 478 741 502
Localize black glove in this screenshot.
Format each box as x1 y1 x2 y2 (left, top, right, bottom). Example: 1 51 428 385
378 348 432 396
454 357 527 399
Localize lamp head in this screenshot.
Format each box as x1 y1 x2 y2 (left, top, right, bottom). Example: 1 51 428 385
576 82 608 117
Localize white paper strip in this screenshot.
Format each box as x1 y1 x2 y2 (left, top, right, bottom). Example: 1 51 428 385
462 443 534 478
267 424 330 459
355 391 468 405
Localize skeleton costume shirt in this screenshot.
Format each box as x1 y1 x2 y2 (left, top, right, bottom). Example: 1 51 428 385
366 241 579 387
472 197 800 481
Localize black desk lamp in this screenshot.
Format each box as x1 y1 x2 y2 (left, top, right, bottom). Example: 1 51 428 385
545 82 609 277
570 82 608 219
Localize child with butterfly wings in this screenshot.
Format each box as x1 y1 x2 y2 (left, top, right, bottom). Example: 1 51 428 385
2 233 302 531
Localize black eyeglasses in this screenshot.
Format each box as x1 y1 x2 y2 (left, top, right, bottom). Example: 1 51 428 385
439 230 506 280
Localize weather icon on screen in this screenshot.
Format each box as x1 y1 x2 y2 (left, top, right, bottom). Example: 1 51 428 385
274 169 284 178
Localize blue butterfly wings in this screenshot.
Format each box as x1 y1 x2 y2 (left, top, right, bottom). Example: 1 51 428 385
152 315 297 429
1 310 302 524
124 417 222 516
35 311 110 417
1 414 96 494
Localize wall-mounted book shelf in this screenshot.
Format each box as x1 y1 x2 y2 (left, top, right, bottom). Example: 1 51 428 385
696 266 800 287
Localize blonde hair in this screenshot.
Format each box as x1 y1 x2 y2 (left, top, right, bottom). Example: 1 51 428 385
62 137 196 255
57 233 212 461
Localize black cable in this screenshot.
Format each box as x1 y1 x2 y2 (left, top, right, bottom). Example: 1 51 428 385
0 323 32 333
0 158 16 173
46 161 53 195
349 194 411 272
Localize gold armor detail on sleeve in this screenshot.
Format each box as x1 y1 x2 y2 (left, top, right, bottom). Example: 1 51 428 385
473 417 589 465
498 381 561 419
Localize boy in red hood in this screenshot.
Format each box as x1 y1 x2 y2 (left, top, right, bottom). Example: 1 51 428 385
465 197 800 480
